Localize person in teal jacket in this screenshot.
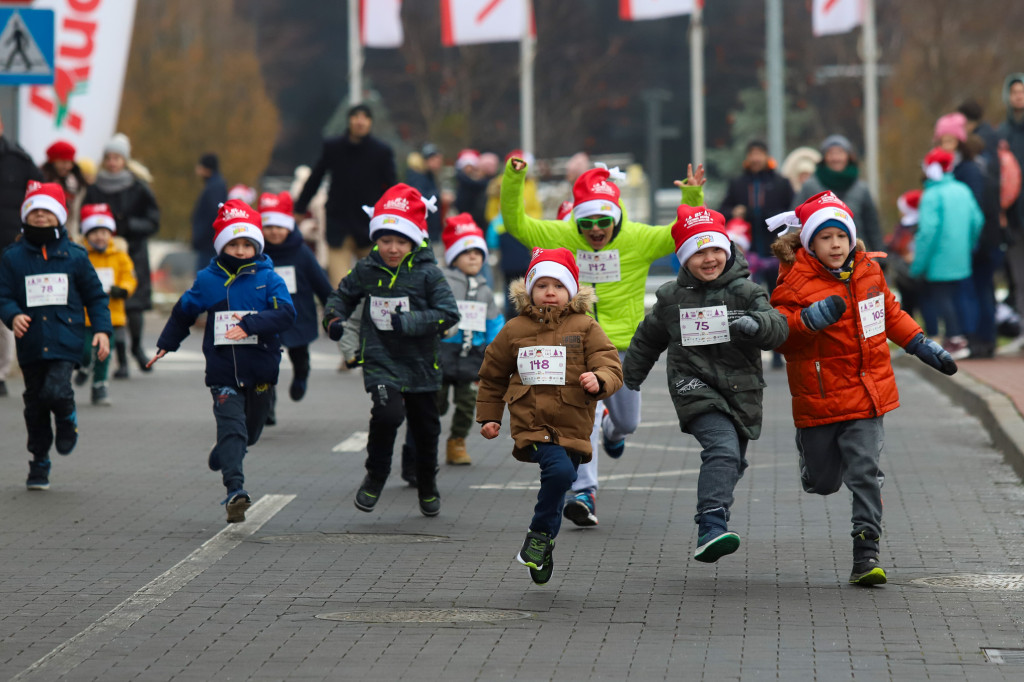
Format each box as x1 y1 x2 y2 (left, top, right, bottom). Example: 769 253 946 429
912 148 984 355
501 156 704 526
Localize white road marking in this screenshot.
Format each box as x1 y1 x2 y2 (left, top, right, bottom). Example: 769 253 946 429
634 420 682 428
13 494 295 681
332 431 368 452
471 463 783 491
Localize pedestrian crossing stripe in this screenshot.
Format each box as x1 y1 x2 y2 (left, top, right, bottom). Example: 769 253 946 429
0 8 54 85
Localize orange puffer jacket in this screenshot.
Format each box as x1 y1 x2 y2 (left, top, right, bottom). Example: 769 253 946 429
770 233 922 428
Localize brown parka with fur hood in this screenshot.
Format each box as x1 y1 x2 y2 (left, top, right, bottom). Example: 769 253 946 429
476 279 623 463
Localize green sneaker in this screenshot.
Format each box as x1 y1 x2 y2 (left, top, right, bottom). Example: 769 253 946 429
694 528 741 563
354 475 385 512
516 530 553 572
849 558 887 586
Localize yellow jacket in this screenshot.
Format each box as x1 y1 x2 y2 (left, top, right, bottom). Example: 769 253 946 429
85 241 137 327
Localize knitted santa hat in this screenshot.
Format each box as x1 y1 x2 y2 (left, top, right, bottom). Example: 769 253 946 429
556 200 574 221
767 190 857 252
259 191 295 231
46 140 76 162
363 183 436 245
442 213 487 266
21 181 68 226
525 247 580 300
725 217 752 253
672 206 731 264
923 148 954 181
897 189 922 226
80 203 116 235
227 184 256 205
213 199 264 254
572 163 625 224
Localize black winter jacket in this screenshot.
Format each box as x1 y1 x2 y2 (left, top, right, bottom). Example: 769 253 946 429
0 136 44 251
719 167 794 257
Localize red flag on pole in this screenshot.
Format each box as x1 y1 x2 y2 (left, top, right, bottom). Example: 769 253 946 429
441 0 533 47
812 0 863 36
619 0 697 20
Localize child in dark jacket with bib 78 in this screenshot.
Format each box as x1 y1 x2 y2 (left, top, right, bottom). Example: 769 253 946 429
149 200 295 523
769 191 957 586
0 182 111 490
323 184 460 518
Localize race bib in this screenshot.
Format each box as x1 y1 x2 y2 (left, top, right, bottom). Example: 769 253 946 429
679 305 730 346
275 266 297 294
517 345 567 385
858 295 885 339
25 274 68 307
577 249 621 283
457 300 487 333
95 267 115 294
369 296 409 331
214 310 258 345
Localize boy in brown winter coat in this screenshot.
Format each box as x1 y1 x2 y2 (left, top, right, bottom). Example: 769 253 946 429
477 247 622 585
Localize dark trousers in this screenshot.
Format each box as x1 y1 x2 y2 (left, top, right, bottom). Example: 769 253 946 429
367 385 440 496
127 309 144 353
22 361 76 460
970 247 1003 348
288 345 310 382
528 444 581 538
210 384 273 492
920 280 964 338
689 411 749 524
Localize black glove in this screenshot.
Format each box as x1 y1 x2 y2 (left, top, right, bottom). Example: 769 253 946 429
109 285 129 299
801 295 846 332
904 333 957 375
390 311 408 335
326 318 344 341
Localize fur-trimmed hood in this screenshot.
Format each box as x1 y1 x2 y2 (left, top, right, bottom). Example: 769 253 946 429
770 231 866 265
508 277 596 315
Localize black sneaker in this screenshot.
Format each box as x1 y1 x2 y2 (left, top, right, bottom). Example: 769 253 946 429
223 489 251 523
354 475 385 512
55 412 78 455
418 490 441 517
849 558 887 586
517 531 555 584
289 378 307 401
74 370 89 386
91 385 111 406
113 366 129 380
26 460 51 490
694 509 740 563
563 490 598 527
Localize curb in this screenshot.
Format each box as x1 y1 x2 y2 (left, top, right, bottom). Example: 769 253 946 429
899 356 1024 481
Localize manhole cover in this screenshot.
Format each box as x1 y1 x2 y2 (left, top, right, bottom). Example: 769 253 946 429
316 608 533 624
255 532 447 545
911 574 1024 590
983 648 1024 664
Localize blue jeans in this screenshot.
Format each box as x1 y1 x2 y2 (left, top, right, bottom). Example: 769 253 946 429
688 411 749 524
971 247 1003 346
920 280 964 337
529 444 581 537
210 384 273 492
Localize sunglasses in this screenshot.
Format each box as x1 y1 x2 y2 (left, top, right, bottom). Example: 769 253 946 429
577 216 615 230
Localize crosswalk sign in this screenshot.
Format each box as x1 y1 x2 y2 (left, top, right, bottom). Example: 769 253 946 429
0 8 54 85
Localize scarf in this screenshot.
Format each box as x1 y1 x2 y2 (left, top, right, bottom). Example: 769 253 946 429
814 161 859 193
23 225 60 247
95 169 135 194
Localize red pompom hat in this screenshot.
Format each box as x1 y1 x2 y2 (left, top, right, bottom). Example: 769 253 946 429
897 189 922 226
81 203 116 235
525 247 580 300
363 183 436 245
21 181 68 226
258 191 295 231
213 199 265 254
442 213 487 266
46 140 76 162
672 206 730 264
725 217 752 253
922 148 954 181
572 163 625 224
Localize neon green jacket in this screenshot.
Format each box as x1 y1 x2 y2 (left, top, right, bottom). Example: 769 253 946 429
500 160 704 350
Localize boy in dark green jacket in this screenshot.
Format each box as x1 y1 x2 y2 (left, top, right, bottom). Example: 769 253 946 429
623 205 788 563
323 184 459 517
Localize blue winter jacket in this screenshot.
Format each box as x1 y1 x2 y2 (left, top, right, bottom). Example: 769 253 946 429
156 254 295 388
912 173 985 282
261 229 332 347
0 230 112 367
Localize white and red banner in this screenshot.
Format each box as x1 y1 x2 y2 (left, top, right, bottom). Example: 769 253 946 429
812 0 863 37
18 0 138 164
361 0 403 48
440 0 533 47
619 0 699 20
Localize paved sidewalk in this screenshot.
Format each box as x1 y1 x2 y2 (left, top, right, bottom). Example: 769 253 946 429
0 331 1023 680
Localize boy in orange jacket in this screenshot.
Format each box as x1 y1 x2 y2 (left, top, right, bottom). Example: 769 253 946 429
769 191 957 586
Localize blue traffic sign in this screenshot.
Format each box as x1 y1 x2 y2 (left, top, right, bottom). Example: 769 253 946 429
0 8 54 86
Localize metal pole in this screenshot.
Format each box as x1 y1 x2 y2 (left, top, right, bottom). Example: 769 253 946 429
689 3 705 166
863 0 879 200
520 0 535 154
348 0 363 105
765 0 785 159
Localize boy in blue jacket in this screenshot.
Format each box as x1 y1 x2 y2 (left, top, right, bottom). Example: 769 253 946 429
259 191 332 423
149 200 295 523
0 182 111 490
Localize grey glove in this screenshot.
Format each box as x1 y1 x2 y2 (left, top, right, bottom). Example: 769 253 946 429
730 316 759 336
904 333 957 375
801 295 847 332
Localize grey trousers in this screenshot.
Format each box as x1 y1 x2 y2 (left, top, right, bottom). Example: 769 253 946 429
796 416 884 540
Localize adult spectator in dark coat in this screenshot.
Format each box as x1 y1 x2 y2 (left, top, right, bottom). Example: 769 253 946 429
84 133 160 376
405 143 443 241
294 104 396 287
0 113 43 396
999 74 1024 314
191 153 227 271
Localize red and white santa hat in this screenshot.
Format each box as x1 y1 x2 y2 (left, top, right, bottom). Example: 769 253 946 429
227 184 257 205
572 163 625 224
80 203 116 235
21 181 68 226
897 189 922 226
455 149 480 171
525 247 580 300
556 200 574 221
767 190 857 253
672 206 731 264
259 191 295 231
922 148 954 181
213 199 265 254
442 213 487 266
363 183 436 245
725 217 752 252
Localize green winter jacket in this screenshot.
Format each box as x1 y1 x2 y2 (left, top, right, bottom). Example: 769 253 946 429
622 248 788 439
500 160 705 350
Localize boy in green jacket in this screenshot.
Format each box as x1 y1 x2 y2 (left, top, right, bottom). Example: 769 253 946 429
623 205 788 563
